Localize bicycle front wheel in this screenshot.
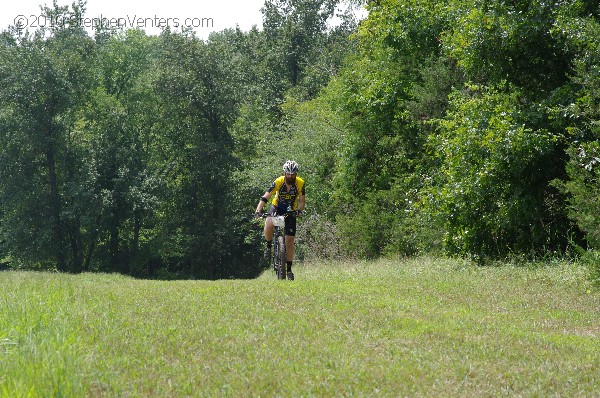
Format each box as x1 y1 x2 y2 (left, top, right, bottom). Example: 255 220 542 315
277 235 286 280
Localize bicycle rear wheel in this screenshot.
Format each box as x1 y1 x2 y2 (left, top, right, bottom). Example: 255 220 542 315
276 235 286 280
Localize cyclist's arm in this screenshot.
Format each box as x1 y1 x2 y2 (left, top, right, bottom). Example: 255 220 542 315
296 194 305 211
296 179 306 211
256 191 272 213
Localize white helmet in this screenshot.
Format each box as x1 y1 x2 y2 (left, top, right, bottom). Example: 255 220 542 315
283 160 299 174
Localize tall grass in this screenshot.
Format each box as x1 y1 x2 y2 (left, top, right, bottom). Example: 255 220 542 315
1 257 598 397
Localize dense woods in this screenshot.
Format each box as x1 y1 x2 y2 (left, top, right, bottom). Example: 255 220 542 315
1 0 599 279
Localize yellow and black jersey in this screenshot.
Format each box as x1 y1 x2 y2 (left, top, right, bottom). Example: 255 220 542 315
267 176 305 211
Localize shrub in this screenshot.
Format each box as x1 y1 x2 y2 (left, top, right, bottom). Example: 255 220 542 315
432 83 569 259
563 142 600 248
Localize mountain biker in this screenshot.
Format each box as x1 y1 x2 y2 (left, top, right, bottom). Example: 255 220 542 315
255 160 305 280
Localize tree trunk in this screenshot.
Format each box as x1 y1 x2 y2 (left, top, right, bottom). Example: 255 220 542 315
109 217 121 272
132 209 141 265
66 145 83 273
83 215 102 272
45 123 67 272
70 218 84 273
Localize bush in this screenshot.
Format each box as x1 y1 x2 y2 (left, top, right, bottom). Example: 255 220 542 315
432 83 569 259
578 250 600 287
563 142 600 249
295 213 342 261
335 196 386 259
332 186 443 260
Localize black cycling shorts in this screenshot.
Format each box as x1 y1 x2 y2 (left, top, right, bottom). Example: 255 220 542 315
268 205 297 236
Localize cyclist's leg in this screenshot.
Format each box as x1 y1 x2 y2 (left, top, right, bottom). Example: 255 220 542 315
264 206 277 241
285 235 295 262
284 234 295 280
284 215 297 264
263 206 278 260
264 218 274 241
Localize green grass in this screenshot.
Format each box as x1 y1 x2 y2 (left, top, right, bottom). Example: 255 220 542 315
1 257 599 397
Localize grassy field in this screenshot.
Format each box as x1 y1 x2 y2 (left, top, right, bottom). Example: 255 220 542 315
1 257 599 397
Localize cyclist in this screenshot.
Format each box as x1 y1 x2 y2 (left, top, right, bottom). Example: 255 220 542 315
255 160 305 280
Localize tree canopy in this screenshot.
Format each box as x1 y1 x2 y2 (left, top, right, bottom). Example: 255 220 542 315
1 0 599 277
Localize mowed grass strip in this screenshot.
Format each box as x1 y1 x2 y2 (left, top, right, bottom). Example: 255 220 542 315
1 257 598 397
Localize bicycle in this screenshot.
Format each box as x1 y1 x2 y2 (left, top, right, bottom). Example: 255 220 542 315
257 208 297 280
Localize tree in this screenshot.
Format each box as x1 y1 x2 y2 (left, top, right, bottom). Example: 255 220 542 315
0 1 96 272
442 0 574 97
315 0 450 257
83 29 160 274
431 0 595 260
553 1 600 250
151 30 254 279
432 84 567 259
262 0 344 98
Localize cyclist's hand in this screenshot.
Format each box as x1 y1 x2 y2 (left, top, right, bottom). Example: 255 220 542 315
254 211 263 219
295 210 303 217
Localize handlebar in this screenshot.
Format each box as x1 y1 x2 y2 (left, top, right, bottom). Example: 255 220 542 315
254 209 302 219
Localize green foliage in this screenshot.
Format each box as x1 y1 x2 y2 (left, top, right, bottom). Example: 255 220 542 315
0 2 97 271
150 30 258 279
2 0 600 275
442 0 572 95
262 0 342 95
317 0 598 263
335 193 387 259
551 1 600 276
579 249 600 286
334 177 440 259
315 0 450 257
562 143 600 248
0 4 266 278
83 30 160 274
432 83 568 259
